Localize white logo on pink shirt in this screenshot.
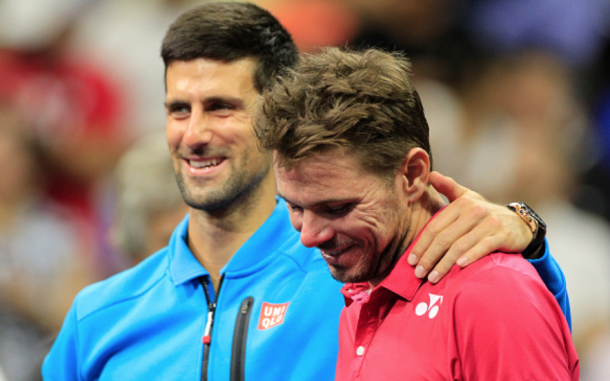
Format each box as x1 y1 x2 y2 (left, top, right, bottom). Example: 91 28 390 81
415 293 443 319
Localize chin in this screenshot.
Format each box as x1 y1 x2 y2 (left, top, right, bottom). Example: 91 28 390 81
328 264 368 284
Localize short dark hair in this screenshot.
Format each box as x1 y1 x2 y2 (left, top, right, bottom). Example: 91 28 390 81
161 2 298 92
255 47 432 176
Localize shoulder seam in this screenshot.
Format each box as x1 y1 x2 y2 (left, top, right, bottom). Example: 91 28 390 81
77 270 168 323
275 250 308 274
454 255 541 294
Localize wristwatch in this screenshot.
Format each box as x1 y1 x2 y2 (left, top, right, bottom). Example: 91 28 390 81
506 202 547 258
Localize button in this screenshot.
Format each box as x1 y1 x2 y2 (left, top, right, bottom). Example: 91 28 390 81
356 346 365 356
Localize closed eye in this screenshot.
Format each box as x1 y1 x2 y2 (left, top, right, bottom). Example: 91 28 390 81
286 202 304 215
324 203 353 217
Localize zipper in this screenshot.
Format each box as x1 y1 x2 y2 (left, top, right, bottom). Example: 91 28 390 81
200 274 225 381
230 296 254 381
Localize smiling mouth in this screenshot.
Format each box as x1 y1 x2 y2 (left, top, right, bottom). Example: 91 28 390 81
187 157 225 169
320 244 354 257
321 249 344 257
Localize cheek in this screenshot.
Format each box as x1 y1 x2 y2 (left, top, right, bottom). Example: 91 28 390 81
349 210 397 248
165 121 184 149
232 111 252 125
227 123 257 149
375 210 405 250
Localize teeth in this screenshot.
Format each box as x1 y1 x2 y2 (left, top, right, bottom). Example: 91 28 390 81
322 249 343 256
321 244 354 257
189 158 222 168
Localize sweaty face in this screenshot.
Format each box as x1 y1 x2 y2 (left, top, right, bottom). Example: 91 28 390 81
275 150 411 285
165 58 272 212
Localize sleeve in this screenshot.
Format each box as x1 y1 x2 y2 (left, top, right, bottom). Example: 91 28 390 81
450 265 579 381
42 302 81 381
526 238 572 328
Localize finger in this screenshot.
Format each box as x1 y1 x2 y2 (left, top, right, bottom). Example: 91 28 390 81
408 205 460 267
454 234 506 269
412 208 481 278
410 196 483 269
428 171 468 203
425 226 489 283
426 222 507 283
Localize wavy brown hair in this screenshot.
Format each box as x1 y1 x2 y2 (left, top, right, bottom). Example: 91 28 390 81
255 47 432 177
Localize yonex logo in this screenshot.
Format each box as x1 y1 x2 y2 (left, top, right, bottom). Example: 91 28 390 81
258 302 290 330
415 293 443 319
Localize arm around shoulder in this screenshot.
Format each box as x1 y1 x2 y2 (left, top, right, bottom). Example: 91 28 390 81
526 238 572 327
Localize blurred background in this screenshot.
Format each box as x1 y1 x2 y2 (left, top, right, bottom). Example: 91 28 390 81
0 0 609 379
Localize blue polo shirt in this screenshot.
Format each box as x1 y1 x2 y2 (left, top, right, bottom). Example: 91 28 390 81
42 198 569 380
43 200 344 380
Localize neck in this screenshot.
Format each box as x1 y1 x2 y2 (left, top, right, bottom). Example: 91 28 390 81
186 174 277 289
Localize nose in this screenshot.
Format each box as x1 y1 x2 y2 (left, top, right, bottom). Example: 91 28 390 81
183 109 213 149
299 211 334 248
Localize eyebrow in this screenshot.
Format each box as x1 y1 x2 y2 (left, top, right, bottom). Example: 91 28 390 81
277 191 292 204
205 96 245 107
278 192 352 209
164 99 189 109
164 96 246 109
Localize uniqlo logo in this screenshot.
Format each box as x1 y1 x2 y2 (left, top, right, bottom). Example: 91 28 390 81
258 302 290 330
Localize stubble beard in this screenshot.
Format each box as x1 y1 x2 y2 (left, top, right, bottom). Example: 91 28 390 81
326 201 410 285
175 159 271 216
326 239 403 285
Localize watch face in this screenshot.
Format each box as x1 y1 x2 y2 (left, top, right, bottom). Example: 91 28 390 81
519 202 546 229
507 202 546 243
507 202 546 258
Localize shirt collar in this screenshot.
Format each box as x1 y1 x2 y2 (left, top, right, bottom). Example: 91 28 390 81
169 197 294 286
169 215 207 286
341 211 443 306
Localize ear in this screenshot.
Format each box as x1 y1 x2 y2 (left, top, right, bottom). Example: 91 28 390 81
396 148 430 202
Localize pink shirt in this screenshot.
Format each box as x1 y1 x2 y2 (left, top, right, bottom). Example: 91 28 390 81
336 235 579 380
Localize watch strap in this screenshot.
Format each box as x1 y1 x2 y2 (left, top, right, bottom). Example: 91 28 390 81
506 202 546 258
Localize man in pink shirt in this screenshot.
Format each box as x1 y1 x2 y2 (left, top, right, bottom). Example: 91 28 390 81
255 47 579 380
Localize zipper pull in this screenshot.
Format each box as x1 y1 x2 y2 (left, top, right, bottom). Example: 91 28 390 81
202 304 215 344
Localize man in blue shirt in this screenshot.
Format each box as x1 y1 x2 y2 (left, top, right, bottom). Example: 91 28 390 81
43 2 569 380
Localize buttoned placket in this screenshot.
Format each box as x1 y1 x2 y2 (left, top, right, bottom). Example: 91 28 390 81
351 288 397 380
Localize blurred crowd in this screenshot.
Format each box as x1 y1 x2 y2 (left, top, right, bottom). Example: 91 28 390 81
0 0 610 380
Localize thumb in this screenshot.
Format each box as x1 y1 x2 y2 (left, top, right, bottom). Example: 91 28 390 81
429 171 470 202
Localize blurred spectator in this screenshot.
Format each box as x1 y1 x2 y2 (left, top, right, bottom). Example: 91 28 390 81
111 132 188 267
343 0 476 85
575 37 610 225
267 0 358 53
0 106 97 381
269 0 467 83
0 0 133 277
70 0 200 135
446 51 610 376
465 0 610 69
413 77 467 178
451 51 587 201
